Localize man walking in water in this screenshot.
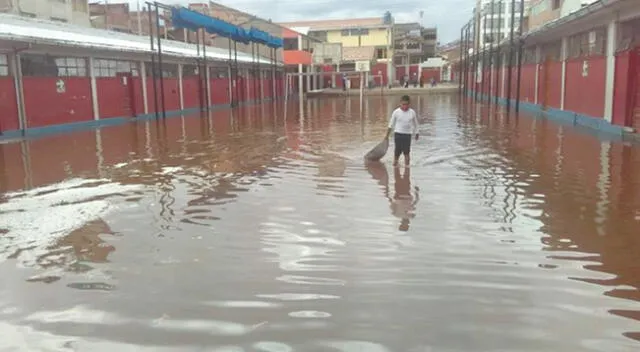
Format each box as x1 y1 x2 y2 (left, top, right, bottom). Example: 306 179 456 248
385 95 419 166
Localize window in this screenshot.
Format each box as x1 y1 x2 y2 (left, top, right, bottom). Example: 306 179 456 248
376 48 387 59
394 43 404 50
522 46 537 64
93 59 137 77
541 40 562 61
283 38 298 50
20 54 87 77
568 28 606 58
552 0 561 10
409 56 422 65
341 28 369 36
0 55 8 76
406 42 420 50
209 66 228 78
182 64 198 77
145 62 178 78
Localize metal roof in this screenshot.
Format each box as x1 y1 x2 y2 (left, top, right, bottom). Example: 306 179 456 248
0 13 281 65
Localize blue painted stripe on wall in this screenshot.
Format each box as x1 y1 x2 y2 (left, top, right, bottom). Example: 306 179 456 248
464 90 624 137
0 97 290 142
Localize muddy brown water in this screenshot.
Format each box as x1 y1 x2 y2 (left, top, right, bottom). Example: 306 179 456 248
0 95 640 351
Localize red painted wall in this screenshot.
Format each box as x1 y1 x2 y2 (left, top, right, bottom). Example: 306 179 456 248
612 50 633 127
537 62 563 109
372 63 388 86
210 77 229 105
0 77 19 132
96 77 135 118
23 77 93 128
131 77 145 115
146 77 180 113
422 68 441 84
564 57 606 118
182 76 200 109
518 64 537 104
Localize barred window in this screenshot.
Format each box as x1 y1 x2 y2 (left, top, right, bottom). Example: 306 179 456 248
617 18 640 52
182 64 199 77
0 54 8 76
522 46 537 64
93 59 137 77
568 28 606 58
145 62 178 78
20 54 87 77
209 66 228 78
541 40 562 61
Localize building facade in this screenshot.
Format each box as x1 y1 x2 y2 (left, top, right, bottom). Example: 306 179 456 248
0 0 90 26
393 23 438 65
475 0 530 49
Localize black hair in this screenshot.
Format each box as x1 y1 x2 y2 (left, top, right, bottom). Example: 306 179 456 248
401 95 410 102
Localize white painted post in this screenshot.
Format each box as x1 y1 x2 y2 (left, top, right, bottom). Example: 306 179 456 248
227 65 233 104
297 64 303 97
140 61 149 114
88 57 99 120
604 20 617 123
534 45 541 105
560 37 568 110
306 65 312 92
206 64 212 108
177 63 184 110
11 53 27 131
260 68 265 102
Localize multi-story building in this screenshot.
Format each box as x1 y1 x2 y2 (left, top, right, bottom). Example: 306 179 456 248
393 23 438 66
527 0 597 31
474 0 530 49
278 16 394 63
0 0 90 26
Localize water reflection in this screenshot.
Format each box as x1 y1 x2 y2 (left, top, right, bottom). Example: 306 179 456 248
0 96 640 349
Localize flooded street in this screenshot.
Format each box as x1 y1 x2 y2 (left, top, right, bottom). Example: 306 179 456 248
1 94 640 351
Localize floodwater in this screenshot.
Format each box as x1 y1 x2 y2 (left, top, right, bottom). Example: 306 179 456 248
0 94 640 351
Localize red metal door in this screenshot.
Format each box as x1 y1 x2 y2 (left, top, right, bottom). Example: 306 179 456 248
116 72 136 117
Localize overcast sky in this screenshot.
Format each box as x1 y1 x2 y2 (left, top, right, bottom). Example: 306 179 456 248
134 0 475 44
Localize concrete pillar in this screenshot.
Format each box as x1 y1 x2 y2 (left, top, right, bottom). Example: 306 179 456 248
306 65 312 92
331 64 337 88
140 61 148 114
12 53 27 131
260 69 265 101
298 63 303 95
88 57 99 120
604 20 617 123
177 63 184 110
206 64 212 107
560 36 568 110
534 45 541 105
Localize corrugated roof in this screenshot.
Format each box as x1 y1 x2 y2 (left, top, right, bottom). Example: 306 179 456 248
279 17 385 31
341 46 375 62
0 13 279 65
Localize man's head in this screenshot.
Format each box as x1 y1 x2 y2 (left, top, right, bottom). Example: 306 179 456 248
400 95 410 111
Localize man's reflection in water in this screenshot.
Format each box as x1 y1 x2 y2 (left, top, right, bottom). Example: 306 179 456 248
365 162 419 231
391 166 418 231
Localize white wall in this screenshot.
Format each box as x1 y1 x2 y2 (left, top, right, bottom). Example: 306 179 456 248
7 0 90 27
561 0 598 17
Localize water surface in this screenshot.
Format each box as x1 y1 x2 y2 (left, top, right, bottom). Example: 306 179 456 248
1 95 640 351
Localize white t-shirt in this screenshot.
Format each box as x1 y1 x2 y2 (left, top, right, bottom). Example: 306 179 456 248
388 107 419 135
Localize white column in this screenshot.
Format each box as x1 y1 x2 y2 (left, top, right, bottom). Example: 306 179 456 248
534 45 541 104
260 69 265 101
245 67 251 102
140 61 149 114
297 63 303 95
205 64 212 107
11 53 27 131
560 37 568 110
228 64 233 104
88 57 99 120
603 20 617 123
501 53 506 98
177 63 184 110
306 65 311 92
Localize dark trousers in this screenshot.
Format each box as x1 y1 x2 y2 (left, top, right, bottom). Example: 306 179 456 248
394 132 412 159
